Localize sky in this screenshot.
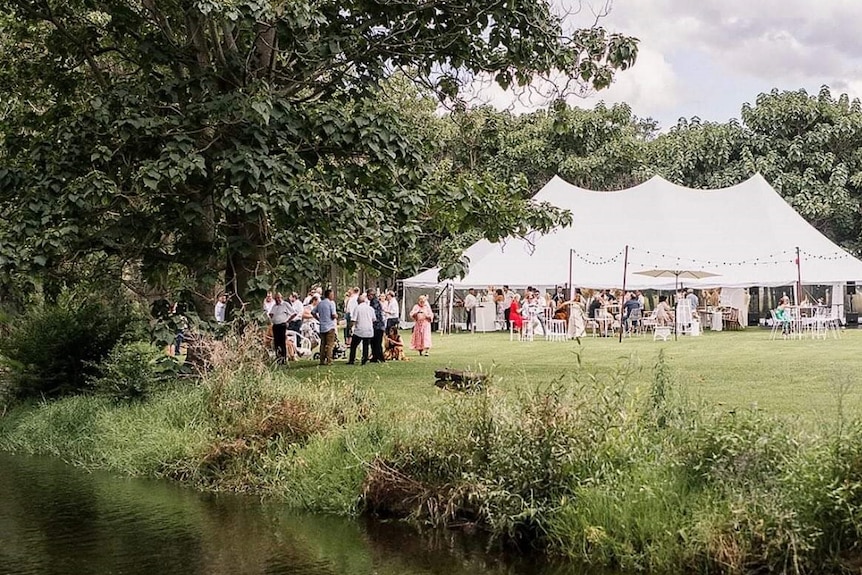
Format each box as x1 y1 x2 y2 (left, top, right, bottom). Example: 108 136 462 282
478 0 862 131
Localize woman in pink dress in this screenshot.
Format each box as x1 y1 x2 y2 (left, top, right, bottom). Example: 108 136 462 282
410 295 434 356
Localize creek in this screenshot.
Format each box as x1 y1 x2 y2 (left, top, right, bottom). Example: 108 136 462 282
0 453 600 575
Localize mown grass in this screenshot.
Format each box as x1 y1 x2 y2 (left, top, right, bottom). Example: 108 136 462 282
4 327 862 574
287 328 862 421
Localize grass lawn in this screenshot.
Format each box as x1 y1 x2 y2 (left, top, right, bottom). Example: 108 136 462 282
283 326 862 424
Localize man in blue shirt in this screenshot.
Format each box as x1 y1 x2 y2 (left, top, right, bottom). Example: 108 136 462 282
622 292 642 333
313 288 338 365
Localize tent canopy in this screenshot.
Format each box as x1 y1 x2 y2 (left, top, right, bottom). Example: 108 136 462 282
403 174 862 290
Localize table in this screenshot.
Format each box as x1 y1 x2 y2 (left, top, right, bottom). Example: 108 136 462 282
699 309 723 331
473 304 499 332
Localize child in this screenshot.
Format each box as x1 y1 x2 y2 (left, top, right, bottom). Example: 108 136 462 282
383 326 406 361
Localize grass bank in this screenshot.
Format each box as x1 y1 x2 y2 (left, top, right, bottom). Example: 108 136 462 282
3 328 862 573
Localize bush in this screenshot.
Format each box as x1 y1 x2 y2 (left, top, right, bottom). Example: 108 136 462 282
89 341 176 402
0 297 138 399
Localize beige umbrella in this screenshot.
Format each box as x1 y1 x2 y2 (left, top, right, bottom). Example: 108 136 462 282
633 268 721 340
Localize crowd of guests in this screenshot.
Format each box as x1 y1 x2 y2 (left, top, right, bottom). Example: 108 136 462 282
241 286 431 366
195 283 722 364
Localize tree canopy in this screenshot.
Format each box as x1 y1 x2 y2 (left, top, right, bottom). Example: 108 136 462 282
0 0 638 308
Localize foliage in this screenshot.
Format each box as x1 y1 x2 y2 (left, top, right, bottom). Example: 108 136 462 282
89 341 176 402
442 101 656 194
0 294 140 399
0 0 637 304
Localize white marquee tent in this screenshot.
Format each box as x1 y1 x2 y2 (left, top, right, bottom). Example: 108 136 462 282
403 174 862 292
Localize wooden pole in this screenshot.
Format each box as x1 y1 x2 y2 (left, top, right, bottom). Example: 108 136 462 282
619 245 629 343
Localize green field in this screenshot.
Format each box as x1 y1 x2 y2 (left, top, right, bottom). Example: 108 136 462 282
286 327 862 423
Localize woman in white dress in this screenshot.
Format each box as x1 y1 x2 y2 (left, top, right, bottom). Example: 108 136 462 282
566 293 587 339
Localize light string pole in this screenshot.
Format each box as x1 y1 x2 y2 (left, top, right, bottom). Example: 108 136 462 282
619 245 629 343
796 246 802 305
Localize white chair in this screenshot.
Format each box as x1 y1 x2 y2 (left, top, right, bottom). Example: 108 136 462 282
675 301 693 336
286 330 313 358
690 318 701 336
641 311 656 333
546 318 568 341
768 310 782 340
510 318 534 342
653 325 672 341
624 308 643 337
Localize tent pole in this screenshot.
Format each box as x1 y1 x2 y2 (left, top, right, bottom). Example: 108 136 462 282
795 246 802 305
448 282 454 334
619 245 629 343
674 273 679 341
568 249 574 300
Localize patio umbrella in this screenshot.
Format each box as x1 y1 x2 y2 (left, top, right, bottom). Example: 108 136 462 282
633 268 721 340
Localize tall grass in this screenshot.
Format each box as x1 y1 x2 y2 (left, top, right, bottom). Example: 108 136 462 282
5 333 862 572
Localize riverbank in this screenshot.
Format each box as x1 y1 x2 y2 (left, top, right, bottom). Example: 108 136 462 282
3 330 862 573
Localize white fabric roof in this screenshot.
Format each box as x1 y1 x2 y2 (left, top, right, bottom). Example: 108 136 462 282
403 174 862 290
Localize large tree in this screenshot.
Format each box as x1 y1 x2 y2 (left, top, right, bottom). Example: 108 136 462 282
0 1 637 309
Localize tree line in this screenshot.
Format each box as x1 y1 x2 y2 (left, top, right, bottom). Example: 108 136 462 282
1 2 860 315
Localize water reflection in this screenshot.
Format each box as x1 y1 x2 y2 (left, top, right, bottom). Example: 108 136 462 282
0 453 592 575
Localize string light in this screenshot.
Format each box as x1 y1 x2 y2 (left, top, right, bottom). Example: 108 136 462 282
625 246 807 267
571 249 625 266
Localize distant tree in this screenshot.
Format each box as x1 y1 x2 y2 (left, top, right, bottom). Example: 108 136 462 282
443 100 654 194
647 117 753 188
741 87 862 251
647 87 862 252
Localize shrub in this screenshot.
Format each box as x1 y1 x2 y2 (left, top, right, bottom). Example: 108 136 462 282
89 341 176 402
0 296 138 399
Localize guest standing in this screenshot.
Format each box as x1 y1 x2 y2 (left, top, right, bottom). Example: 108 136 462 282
566 293 587 339
214 293 227 323
463 288 478 331
410 295 434 356
383 290 400 332
313 289 338 365
367 289 386 363
347 294 374 365
268 293 291 364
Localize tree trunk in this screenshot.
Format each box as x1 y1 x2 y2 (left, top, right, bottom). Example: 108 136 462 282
224 210 267 318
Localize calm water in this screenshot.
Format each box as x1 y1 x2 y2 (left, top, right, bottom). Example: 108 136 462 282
0 453 595 575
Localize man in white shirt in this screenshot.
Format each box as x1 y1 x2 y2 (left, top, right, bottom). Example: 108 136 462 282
268 293 292 364
214 293 227 323
287 292 303 336
344 287 360 345
383 290 400 332
463 288 477 331
346 294 375 365
262 291 275 315
503 285 514 330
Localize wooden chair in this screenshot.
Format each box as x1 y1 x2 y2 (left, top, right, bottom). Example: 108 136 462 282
722 307 741 330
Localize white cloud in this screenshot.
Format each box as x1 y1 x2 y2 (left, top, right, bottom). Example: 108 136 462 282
464 1 862 127
575 46 681 120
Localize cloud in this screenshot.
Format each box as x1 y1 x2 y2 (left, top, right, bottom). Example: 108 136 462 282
567 0 862 122
576 46 681 120
464 1 862 128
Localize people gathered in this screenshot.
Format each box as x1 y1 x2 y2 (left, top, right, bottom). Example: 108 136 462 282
206 282 716 369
